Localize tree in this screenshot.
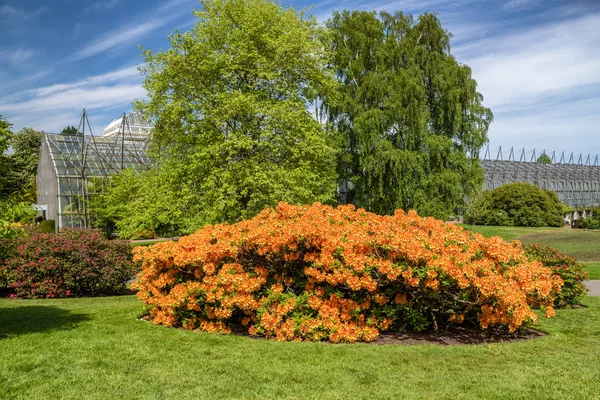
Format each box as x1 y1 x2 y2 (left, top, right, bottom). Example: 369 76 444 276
536 153 551 164
134 0 339 229
0 115 12 195
322 11 493 219
61 125 80 136
464 183 565 227
1 127 43 201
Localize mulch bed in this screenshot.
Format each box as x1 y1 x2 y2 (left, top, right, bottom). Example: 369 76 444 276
369 326 546 346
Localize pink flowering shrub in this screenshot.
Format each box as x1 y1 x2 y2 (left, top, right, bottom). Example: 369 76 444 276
1 229 137 298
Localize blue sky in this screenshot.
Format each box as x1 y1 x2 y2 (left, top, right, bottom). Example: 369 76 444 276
1 0 599 157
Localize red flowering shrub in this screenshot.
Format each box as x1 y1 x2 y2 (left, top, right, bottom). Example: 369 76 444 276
2 229 137 298
522 244 588 308
133 203 563 343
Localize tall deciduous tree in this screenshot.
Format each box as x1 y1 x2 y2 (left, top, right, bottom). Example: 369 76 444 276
135 0 339 228
536 153 551 165
322 11 493 219
61 126 80 136
0 116 12 195
2 127 43 201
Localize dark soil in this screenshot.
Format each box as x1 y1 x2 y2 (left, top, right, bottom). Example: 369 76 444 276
369 326 546 346
147 318 547 346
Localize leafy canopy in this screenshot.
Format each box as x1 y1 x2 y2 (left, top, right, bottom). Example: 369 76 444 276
129 0 339 233
536 153 552 165
61 126 80 136
322 11 492 219
0 127 43 202
465 183 566 227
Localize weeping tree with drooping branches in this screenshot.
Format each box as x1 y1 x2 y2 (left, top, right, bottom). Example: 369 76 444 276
322 11 493 220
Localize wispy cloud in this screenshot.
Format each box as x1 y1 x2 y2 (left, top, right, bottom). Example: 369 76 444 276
0 5 47 19
19 66 140 98
459 12 600 110
83 0 120 16
71 0 195 61
71 20 167 60
0 66 145 133
73 22 82 39
0 47 36 65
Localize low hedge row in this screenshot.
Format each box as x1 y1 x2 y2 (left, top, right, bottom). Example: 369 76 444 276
1 229 137 298
133 202 563 343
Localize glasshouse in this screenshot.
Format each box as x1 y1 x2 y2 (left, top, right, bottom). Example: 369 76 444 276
36 111 153 231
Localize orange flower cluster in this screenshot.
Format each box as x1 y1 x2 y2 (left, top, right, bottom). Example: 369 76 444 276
132 202 563 342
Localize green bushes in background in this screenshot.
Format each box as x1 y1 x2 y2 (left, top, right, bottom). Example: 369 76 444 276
465 183 565 227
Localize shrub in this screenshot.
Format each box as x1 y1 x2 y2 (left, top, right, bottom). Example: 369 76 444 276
133 202 562 343
38 219 55 233
465 183 565 227
2 229 138 298
577 207 600 230
522 244 588 308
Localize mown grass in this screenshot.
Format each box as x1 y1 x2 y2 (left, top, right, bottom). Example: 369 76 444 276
584 262 600 280
464 225 600 261
461 225 559 241
1 295 599 400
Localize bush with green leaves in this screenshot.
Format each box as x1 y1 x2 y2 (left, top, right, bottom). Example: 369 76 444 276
578 207 600 230
522 244 588 308
38 219 55 233
465 183 565 227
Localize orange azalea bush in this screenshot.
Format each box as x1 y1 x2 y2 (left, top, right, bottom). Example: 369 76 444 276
132 202 563 343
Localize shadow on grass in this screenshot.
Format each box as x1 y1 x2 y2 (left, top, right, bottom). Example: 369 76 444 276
0 306 91 339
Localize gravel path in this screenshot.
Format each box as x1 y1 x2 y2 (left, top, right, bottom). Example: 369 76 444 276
585 280 600 296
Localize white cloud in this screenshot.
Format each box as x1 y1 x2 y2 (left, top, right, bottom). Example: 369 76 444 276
457 13 600 110
20 66 140 98
0 5 47 19
71 20 168 61
0 47 35 65
74 22 82 39
0 66 145 133
83 0 120 16
71 0 195 61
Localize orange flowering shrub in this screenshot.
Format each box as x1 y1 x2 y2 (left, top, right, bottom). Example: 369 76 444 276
132 202 563 343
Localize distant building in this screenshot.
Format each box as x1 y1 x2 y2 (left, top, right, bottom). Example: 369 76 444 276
36 112 152 231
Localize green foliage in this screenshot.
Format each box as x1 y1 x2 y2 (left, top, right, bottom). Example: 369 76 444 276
322 11 492 219
523 244 588 308
90 170 184 239
578 207 600 230
128 0 338 237
465 183 565 227
38 219 55 233
536 153 552 164
0 199 36 239
61 126 80 136
1 228 137 298
0 127 43 201
0 115 13 195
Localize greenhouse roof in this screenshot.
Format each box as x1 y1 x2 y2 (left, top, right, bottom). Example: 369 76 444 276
102 111 153 138
44 132 150 178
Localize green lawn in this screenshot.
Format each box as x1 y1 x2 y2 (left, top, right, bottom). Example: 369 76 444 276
464 225 600 261
461 225 559 241
1 295 599 399
584 262 600 280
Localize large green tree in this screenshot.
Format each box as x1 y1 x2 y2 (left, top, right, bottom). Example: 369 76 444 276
0 116 12 195
1 127 43 201
322 11 493 219
61 125 80 136
134 0 339 230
